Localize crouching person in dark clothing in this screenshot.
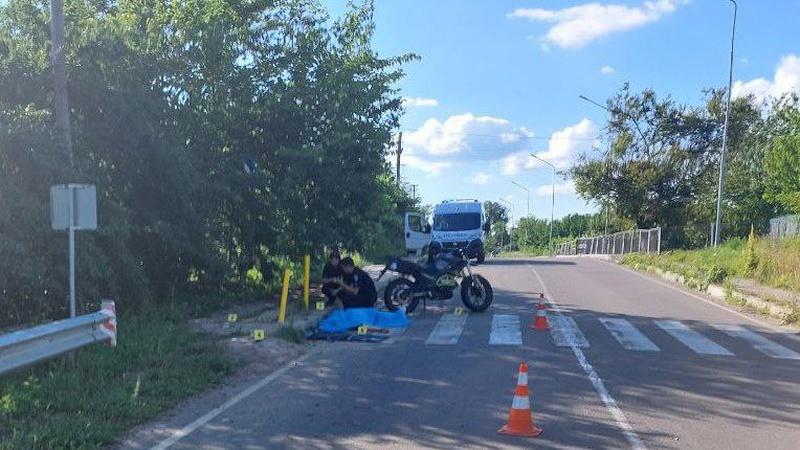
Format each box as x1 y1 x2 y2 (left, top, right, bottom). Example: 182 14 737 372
320 252 342 305
337 257 377 309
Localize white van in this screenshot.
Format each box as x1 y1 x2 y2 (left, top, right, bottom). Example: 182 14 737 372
404 199 490 262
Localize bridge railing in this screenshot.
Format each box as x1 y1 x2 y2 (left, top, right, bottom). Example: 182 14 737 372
556 228 661 256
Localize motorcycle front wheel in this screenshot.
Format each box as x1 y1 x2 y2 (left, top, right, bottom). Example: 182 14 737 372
384 278 420 314
460 275 493 312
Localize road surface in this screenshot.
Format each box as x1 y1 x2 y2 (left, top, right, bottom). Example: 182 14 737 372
124 257 800 449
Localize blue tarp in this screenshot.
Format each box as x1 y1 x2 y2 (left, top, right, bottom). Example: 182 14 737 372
318 308 411 333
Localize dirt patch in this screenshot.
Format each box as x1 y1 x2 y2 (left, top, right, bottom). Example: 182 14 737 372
729 278 799 308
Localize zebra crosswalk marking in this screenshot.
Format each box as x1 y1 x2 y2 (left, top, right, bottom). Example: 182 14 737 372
712 324 800 360
425 313 469 345
549 315 590 348
489 314 522 346
599 318 660 352
654 320 733 356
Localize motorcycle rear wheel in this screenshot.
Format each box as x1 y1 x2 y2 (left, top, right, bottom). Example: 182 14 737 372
460 275 493 312
384 278 420 314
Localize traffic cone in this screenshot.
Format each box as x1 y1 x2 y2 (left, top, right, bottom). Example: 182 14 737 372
530 302 550 330
498 363 542 437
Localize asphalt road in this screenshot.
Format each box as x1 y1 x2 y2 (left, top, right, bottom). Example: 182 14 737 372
132 257 800 449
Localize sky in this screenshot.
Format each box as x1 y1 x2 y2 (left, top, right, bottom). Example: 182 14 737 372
325 0 800 223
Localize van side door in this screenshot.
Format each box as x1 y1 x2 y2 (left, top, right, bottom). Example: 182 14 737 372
404 212 430 257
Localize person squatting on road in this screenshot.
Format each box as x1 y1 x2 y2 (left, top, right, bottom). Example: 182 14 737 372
334 257 377 309
320 251 342 305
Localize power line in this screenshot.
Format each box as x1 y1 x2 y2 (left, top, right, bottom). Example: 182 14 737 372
400 130 600 141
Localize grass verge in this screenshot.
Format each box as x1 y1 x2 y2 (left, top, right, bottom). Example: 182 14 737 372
0 303 237 450
622 240 745 291
622 237 800 294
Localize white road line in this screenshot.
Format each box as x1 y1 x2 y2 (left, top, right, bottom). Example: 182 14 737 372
489 314 522 346
425 313 469 345
654 320 733 356
599 318 660 352
712 324 800 360
605 261 775 328
150 352 313 450
549 315 590 348
529 265 646 450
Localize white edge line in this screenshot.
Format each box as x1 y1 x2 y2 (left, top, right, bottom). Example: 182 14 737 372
150 352 314 450
529 264 646 450
604 260 792 332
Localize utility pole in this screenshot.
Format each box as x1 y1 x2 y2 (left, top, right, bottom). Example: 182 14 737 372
411 184 417 200
530 155 556 256
50 0 73 163
713 0 738 247
396 132 403 186
511 180 530 246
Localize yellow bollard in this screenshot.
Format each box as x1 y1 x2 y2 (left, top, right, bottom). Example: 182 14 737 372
278 268 292 323
303 254 311 309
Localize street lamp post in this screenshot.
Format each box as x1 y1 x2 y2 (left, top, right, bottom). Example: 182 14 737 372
531 155 556 256
499 198 514 251
713 0 738 247
511 181 530 247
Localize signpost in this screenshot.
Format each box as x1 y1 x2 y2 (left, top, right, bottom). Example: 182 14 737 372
51 184 97 318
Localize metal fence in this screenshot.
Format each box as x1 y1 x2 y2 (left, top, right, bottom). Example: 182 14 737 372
556 228 661 256
769 215 800 239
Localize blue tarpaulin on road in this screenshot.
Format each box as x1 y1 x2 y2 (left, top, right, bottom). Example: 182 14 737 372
318 308 411 333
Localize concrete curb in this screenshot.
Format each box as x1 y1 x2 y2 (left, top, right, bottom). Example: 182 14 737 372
626 262 798 324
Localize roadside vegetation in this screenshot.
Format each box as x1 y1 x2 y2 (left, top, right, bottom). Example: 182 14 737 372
622 235 800 294
1 0 415 448
0 304 236 450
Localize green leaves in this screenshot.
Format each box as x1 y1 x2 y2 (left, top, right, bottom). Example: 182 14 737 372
571 84 794 243
0 0 413 325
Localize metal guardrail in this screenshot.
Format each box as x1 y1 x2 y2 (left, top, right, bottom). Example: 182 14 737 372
0 300 117 376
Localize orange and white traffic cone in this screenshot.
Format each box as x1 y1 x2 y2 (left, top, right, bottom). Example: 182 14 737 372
530 302 550 330
498 363 542 437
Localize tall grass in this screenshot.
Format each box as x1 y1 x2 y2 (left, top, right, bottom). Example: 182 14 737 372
753 238 800 291
623 237 800 293
623 239 745 290
0 303 236 450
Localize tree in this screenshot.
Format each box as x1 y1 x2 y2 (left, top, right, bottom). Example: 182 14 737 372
0 0 417 325
763 97 800 214
571 84 720 229
483 201 509 249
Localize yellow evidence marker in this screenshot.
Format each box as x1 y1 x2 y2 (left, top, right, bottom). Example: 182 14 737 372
227 313 238 322
357 325 368 335
454 307 464 316
316 300 326 311
253 329 265 341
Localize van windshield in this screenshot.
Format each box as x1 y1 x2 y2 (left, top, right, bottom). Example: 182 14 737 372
433 213 481 232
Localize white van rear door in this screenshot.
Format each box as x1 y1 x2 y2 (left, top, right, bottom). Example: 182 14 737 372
404 212 430 256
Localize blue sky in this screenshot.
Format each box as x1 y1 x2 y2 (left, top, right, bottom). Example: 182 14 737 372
326 0 800 222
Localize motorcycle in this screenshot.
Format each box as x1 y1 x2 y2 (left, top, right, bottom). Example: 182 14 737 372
377 240 493 314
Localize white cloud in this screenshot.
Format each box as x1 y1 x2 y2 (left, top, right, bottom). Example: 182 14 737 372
502 118 599 175
401 113 537 176
535 181 576 196
402 97 439 108
469 172 492 185
509 0 691 49
732 54 800 104
402 154 452 175
600 65 615 74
